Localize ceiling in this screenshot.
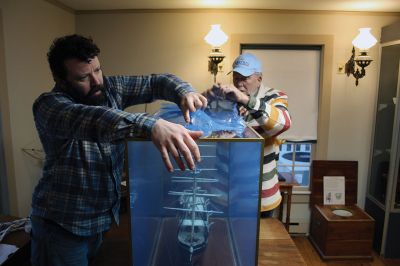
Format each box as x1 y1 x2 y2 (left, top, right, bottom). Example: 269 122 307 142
53 0 400 12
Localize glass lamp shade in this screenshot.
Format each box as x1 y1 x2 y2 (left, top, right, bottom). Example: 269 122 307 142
204 24 228 47
352 28 377 50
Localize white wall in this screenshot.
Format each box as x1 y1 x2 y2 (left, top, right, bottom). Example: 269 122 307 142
0 0 75 216
76 11 400 209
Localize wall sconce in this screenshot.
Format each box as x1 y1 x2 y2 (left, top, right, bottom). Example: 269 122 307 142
345 28 377 86
204 24 228 83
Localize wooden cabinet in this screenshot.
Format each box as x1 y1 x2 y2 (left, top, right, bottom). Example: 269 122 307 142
309 160 375 260
310 205 374 259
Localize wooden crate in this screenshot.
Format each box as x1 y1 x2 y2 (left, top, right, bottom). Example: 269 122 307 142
309 160 375 260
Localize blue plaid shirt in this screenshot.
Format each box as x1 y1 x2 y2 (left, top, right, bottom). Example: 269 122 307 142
32 74 193 236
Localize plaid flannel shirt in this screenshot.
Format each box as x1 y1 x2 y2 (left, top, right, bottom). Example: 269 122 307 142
32 74 193 236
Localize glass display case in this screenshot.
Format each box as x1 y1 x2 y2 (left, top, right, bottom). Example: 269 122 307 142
126 127 264 266
368 44 400 205
365 21 400 258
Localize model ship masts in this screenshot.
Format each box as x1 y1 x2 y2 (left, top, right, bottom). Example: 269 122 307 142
172 180 217 183
188 176 199 262
168 191 222 197
172 168 218 172
198 144 216 148
163 168 223 264
171 176 219 182
164 207 223 214
180 220 207 226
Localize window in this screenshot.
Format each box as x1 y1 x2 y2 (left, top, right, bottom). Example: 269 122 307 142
287 144 292 152
277 142 313 188
242 46 321 142
241 45 321 191
241 44 322 190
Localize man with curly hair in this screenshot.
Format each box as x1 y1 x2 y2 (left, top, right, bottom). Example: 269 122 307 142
30 34 207 265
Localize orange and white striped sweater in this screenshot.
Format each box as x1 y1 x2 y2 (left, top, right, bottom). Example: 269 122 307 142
243 84 291 212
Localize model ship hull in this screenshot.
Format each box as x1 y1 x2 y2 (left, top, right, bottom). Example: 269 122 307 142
164 171 223 264
177 191 209 262
177 224 208 265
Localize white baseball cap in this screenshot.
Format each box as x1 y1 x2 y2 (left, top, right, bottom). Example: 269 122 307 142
229 53 262 76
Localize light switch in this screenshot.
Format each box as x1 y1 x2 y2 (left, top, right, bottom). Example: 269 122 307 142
337 63 345 74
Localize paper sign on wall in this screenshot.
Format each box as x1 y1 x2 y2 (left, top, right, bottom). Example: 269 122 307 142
323 176 345 205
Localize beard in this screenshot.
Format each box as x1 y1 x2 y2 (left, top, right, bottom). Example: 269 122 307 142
82 84 106 106
63 81 106 106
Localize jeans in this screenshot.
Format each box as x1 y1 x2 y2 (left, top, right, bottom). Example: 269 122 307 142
30 215 103 266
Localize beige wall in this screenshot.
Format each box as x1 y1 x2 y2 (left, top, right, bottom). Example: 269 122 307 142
0 0 74 216
0 4 399 216
76 10 400 208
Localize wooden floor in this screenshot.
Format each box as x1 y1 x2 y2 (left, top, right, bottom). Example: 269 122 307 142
91 213 400 266
292 236 400 266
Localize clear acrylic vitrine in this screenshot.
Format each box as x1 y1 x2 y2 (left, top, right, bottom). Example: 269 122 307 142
126 127 264 266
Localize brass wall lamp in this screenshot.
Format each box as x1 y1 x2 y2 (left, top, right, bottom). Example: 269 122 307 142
345 28 377 86
204 24 228 83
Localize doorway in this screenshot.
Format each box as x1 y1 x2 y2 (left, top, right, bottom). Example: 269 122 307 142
0 10 9 215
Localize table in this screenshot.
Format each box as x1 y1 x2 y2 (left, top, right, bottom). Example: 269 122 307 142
92 214 306 266
278 172 298 231
258 218 306 265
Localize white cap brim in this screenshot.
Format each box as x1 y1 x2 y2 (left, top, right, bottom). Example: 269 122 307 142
227 67 255 77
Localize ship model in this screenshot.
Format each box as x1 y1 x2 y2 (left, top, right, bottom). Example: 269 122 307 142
164 168 223 263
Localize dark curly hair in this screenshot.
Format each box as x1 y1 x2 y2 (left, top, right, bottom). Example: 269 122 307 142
47 34 100 82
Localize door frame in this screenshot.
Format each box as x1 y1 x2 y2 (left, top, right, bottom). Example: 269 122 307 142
230 34 334 159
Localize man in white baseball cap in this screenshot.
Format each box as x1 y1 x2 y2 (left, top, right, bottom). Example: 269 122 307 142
228 53 262 76
204 52 292 218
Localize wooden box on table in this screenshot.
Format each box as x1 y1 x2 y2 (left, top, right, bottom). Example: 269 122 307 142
309 160 375 260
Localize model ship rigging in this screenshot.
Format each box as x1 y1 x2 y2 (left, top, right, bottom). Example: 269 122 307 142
164 168 223 263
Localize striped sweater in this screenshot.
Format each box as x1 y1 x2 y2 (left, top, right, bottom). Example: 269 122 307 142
243 84 291 211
